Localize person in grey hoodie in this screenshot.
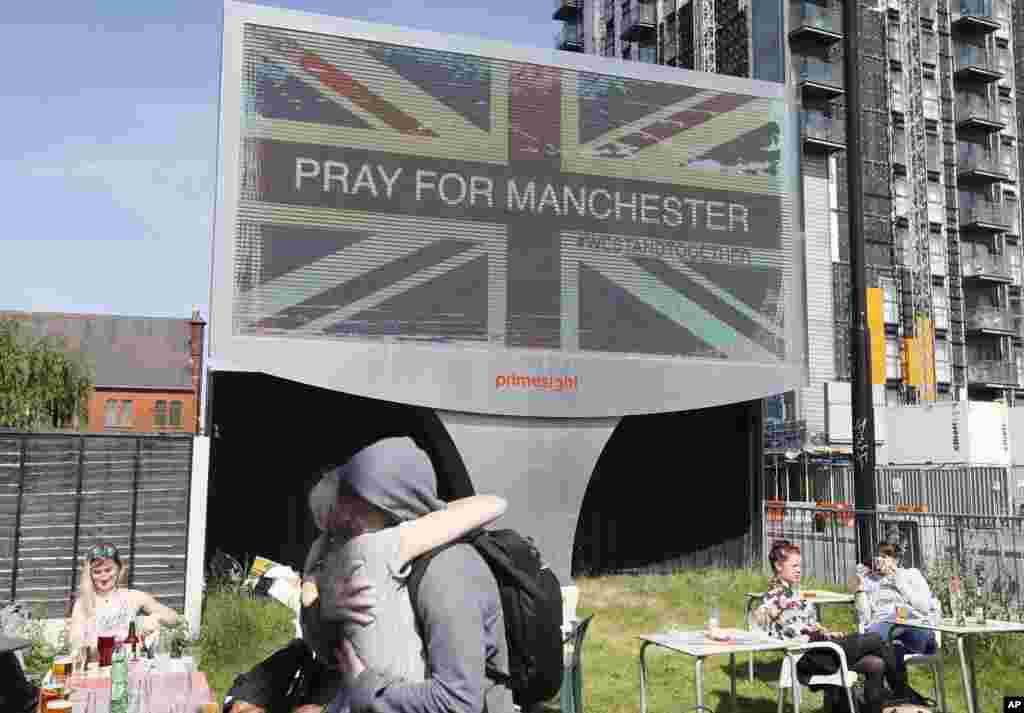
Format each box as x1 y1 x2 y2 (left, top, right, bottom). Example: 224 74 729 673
325 437 516 713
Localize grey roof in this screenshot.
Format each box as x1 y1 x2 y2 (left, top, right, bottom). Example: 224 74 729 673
0 311 198 390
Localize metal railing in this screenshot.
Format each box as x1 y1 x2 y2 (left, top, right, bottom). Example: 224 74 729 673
968 359 1019 385
792 2 841 33
956 44 1001 74
957 97 1002 125
798 59 843 86
958 0 995 19
958 143 1005 176
556 24 584 50
966 305 1016 331
800 110 846 144
961 243 1012 279
762 502 1024 609
961 201 1011 227
621 0 656 29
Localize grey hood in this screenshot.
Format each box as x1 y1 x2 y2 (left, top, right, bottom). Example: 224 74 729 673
316 437 447 524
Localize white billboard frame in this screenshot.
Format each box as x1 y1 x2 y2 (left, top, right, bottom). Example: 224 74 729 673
211 0 806 418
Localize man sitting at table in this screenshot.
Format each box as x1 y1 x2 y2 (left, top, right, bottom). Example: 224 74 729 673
849 542 940 655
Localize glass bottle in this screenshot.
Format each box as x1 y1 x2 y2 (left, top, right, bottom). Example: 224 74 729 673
110 642 129 713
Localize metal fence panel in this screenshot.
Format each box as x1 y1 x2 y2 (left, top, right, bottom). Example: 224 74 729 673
0 433 193 618
764 502 1024 610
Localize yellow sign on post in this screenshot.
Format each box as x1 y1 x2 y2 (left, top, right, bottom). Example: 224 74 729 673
866 288 886 385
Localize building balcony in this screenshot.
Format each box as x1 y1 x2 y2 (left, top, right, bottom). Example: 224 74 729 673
960 202 1012 231
955 44 1004 83
952 0 1001 33
966 306 1017 334
961 244 1014 282
968 359 1019 386
797 59 845 98
620 1 656 42
556 24 584 52
958 146 1011 183
801 110 846 152
789 2 843 44
553 0 582 21
956 99 1007 131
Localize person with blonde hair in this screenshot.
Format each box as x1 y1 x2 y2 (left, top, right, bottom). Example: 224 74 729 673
68 543 180 654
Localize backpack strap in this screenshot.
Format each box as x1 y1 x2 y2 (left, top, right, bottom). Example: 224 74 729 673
405 534 511 687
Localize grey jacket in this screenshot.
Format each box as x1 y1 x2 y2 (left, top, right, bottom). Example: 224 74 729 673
349 544 516 713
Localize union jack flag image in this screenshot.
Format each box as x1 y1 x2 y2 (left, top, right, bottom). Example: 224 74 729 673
233 25 792 363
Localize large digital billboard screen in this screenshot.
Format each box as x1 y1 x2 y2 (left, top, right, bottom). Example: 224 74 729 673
212 2 805 417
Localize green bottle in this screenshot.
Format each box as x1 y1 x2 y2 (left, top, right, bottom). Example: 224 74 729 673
110 642 129 713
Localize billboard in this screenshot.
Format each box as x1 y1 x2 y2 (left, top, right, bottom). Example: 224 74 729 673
211 2 806 417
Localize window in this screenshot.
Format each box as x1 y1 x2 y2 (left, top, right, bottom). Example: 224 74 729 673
120 401 133 427
923 76 939 119
169 401 183 428
154 400 167 427
886 337 902 380
935 339 951 383
891 72 905 113
893 126 907 165
1000 101 1015 134
1010 244 1023 284
894 178 909 217
930 232 947 275
933 285 950 330
104 400 118 428
882 278 900 324
928 182 944 224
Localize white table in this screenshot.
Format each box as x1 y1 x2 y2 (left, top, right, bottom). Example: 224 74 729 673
881 617 1024 713
639 628 793 713
744 590 855 681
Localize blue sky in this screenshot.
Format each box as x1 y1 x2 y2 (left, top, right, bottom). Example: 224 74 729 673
0 1 555 321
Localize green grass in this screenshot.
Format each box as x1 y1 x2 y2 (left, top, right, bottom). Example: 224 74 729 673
43 570 1018 711
196 585 298 700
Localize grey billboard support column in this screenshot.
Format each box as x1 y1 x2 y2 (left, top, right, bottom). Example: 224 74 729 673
437 411 618 583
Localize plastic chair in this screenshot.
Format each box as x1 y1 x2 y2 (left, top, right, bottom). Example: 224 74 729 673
560 614 594 713
776 641 859 713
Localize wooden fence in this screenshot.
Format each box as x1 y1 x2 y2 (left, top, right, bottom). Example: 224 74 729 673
0 433 193 618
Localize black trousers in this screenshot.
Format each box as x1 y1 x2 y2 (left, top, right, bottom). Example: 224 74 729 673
796 632 908 711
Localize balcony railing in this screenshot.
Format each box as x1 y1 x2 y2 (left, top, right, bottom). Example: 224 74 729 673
953 0 1001 32
958 144 1010 181
955 44 1004 81
556 24 584 51
790 2 843 42
961 201 1012 230
966 306 1016 332
956 97 1006 130
968 360 1019 385
801 110 846 150
620 1 656 42
961 243 1013 280
798 59 845 96
553 0 582 21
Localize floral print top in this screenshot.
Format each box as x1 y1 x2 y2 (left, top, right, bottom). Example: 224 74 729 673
753 577 823 643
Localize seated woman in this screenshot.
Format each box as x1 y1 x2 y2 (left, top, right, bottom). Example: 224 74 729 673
853 542 939 655
754 540 926 713
298 442 508 712
69 543 180 655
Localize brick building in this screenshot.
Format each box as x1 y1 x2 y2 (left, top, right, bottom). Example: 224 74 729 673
1 309 206 434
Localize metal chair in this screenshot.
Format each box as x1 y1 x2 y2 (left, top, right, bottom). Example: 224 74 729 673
776 641 859 713
560 614 594 713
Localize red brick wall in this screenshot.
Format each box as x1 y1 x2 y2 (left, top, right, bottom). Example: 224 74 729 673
87 390 197 434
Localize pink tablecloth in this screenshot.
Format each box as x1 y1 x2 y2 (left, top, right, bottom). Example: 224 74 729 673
67 667 214 713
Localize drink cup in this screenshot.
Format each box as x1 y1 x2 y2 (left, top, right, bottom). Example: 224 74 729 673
97 636 115 667
896 605 909 622
52 655 72 684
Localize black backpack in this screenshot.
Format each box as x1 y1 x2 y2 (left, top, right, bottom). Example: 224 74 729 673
407 529 564 708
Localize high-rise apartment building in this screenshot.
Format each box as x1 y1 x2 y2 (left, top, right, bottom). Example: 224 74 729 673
554 0 1024 450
